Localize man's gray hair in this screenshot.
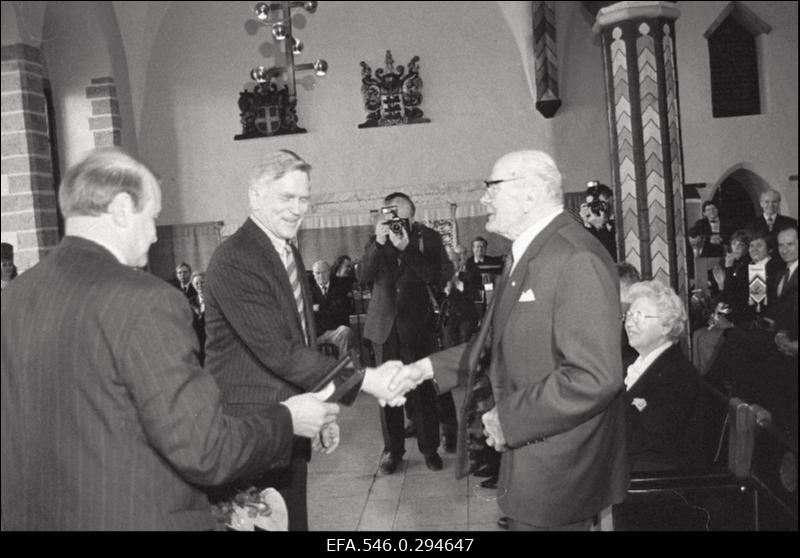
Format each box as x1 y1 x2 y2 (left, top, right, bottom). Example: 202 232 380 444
626 280 687 341
58 148 155 218
516 150 563 204
761 189 782 202
249 149 311 192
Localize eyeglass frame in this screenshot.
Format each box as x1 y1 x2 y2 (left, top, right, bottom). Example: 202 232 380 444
483 176 525 191
623 310 661 324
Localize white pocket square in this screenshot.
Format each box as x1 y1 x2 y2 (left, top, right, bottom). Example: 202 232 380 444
518 289 536 302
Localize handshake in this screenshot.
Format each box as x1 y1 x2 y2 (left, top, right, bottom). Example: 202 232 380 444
278 359 434 454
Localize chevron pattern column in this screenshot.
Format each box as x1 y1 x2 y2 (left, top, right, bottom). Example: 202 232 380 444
594 2 688 308
532 1 561 118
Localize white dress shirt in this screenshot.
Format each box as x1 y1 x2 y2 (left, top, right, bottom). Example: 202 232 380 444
510 207 564 274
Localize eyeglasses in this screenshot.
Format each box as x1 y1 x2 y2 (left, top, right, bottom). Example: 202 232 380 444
623 310 661 324
483 176 525 191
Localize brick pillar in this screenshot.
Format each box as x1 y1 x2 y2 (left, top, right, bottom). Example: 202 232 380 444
86 77 121 147
1 43 58 273
594 2 689 309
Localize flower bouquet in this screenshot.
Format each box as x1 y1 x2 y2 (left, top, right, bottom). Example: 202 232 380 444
211 486 288 531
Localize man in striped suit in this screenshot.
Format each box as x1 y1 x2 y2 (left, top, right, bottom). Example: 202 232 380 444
1 148 342 530
203 150 404 531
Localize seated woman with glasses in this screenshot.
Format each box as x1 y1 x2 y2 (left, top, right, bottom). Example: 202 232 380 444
623 280 703 472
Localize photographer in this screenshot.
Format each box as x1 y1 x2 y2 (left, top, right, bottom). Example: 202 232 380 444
359 192 453 474
580 182 617 261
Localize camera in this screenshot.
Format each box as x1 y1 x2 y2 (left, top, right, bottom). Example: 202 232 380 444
380 205 411 236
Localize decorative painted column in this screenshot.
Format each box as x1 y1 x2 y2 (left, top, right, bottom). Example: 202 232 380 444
1 43 58 273
594 1 688 306
532 1 561 118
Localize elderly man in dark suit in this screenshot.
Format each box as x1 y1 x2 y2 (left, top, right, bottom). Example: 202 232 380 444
390 150 628 530
203 150 404 531
0 148 342 531
747 189 797 243
310 259 356 357
360 192 453 474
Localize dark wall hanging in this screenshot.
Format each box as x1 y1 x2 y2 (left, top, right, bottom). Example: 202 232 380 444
235 1 328 140
358 50 429 128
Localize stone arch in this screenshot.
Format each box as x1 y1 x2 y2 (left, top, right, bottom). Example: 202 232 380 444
709 164 770 232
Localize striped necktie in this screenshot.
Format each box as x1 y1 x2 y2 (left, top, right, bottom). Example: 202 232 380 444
283 243 308 344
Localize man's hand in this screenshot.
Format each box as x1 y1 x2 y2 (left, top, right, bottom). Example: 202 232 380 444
312 421 340 454
375 222 390 245
280 386 340 439
388 225 410 251
387 358 434 398
481 407 508 452
361 360 407 407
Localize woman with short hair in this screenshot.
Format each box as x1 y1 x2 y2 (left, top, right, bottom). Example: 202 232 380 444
623 280 702 472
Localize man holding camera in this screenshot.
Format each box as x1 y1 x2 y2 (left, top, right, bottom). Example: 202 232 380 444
580 182 617 261
360 192 453 474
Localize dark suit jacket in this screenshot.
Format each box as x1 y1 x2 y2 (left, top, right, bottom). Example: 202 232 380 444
0 237 294 530
360 222 451 354
693 217 732 258
311 276 353 335
430 212 628 527
169 277 198 300
205 218 334 419
747 214 797 239
624 344 703 471
765 264 798 338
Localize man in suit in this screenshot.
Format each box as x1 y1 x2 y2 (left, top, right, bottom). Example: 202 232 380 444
0 148 342 530
390 150 628 530
310 259 356 357
691 201 731 259
360 192 453 474
748 189 797 242
203 150 404 531
170 261 198 300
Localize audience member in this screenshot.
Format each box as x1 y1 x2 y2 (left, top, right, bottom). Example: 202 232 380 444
747 189 797 243
310 259 357 357
202 150 406 530
464 236 503 314
190 271 207 364
0 147 342 530
623 281 702 472
170 261 197 300
1 242 18 290
692 201 731 258
691 229 752 375
360 191 452 474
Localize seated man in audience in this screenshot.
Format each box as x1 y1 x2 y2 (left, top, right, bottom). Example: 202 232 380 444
624 281 703 472
747 189 797 244
170 261 198 300
311 259 357 357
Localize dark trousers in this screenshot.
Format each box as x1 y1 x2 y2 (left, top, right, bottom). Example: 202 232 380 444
258 453 308 531
374 326 440 457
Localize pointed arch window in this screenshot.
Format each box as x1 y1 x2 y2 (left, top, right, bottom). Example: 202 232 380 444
704 2 771 118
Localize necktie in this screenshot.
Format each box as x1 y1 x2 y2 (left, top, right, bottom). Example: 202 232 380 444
283 244 308 344
321 284 328 297
766 216 775 231
778 267 791 297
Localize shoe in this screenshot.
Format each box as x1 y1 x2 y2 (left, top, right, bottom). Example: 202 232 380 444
379 452 402 475
404 424 416 438
480 475 498 489
443 436 457 453
473 464 497 478
424 452 443 471
497 516 509 529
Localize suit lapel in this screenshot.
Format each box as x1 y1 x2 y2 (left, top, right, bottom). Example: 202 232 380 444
492 213 569 350
242 218 310 345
